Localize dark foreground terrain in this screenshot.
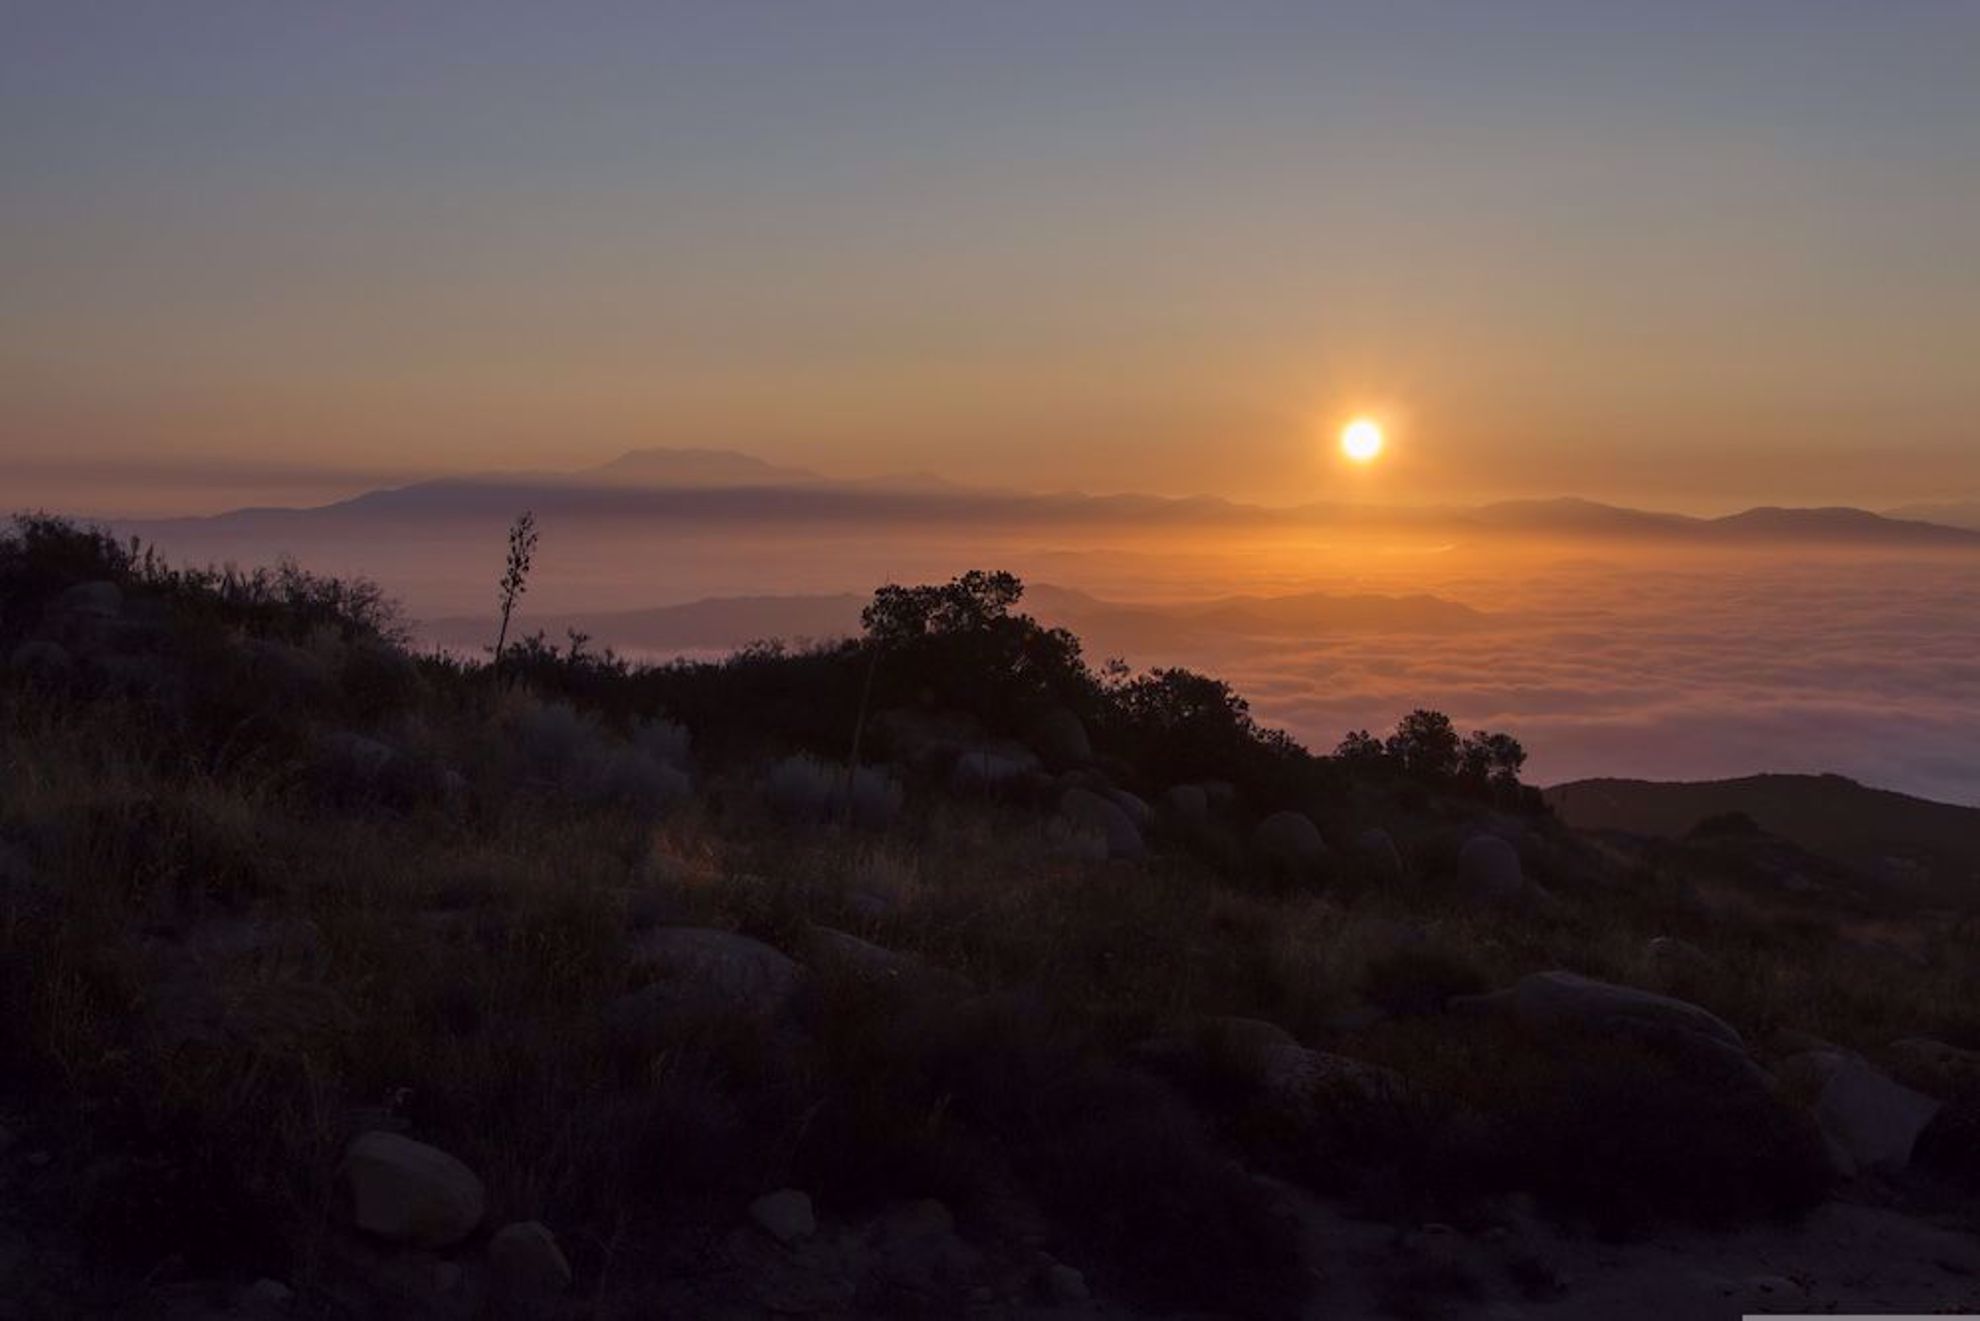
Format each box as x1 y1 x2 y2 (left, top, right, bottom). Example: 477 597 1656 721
2 515 1978 1319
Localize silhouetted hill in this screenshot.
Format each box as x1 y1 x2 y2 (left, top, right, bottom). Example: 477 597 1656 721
1468 498 1980 545
583 447 824 487
1467 497 1694 535
1887 500 1980 532
1709 505 1980 544
1545 773 1980 899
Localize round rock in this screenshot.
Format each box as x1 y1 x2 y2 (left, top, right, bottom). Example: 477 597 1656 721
488 1220 573 1298
749 1188 818 1246
1059 787 1145 860
339 1131 486 1248
1252 811 1329 877
1457 834 1526 905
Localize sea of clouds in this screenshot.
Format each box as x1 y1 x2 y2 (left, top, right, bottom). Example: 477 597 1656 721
1186 552 1980 807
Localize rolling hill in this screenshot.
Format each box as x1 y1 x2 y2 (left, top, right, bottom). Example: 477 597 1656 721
1545 773 1980 900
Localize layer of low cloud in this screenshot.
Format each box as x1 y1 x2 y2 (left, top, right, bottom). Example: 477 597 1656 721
1193 556 1980 807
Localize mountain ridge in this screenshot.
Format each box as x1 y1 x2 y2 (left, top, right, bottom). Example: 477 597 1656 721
126 447 1980 546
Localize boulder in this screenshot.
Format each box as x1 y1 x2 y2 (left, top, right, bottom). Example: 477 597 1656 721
1886 1037 1980 1099
749 1189 817 1246
1645 936 1714 975
1774 1049 1850 1100
54 580 122 619
1027 707 1092 766
805 926 971 997
1814 1059 1942 1173
1131 1014 1300 1073
1355 827 1405 883
609 928 802 1049
1059 787 1144 860
8 638 72 682
1104 787 1154 832
1133 1015 1401 1115
339 1132 486 1248
1260 1044 1406 1110
1456 834 1527 905
1915 1094 1980 1185
1252 811 1329 877
1161 783 1210 824
487 1220 572 1299
1454 970 1746 1056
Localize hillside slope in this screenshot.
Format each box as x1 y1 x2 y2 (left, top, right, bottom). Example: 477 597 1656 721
1545 773 1980 899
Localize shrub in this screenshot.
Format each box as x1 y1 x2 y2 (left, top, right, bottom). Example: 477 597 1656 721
763 754 902 829
511 699 691 813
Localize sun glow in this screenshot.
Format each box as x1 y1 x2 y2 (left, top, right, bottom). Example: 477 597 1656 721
1341 418 1385 463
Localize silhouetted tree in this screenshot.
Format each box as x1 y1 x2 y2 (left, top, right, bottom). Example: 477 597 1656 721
1106 666 1305 800
862 569 1026 643
1334 729 1387 765
1459 729 1528 789
1385 708 1462 779
859 570 1094 727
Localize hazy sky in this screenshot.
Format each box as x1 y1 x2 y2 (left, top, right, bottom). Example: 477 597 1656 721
6 2 1978 515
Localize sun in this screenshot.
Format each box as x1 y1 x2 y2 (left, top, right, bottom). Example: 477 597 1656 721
1341 417 1384 463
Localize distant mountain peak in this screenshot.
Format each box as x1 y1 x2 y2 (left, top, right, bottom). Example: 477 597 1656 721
582 448 823 487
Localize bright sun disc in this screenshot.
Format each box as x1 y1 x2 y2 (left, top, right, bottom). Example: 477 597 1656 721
1341 418 1384 463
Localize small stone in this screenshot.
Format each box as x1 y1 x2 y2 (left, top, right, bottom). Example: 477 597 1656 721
749 1189 817 1246
488 1220 573 1298
882 1197 954 1243
237 1278 294 1314
1046 1261 1090 1303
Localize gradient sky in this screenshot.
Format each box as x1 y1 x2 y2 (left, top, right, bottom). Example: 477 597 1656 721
6 2 1978 515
